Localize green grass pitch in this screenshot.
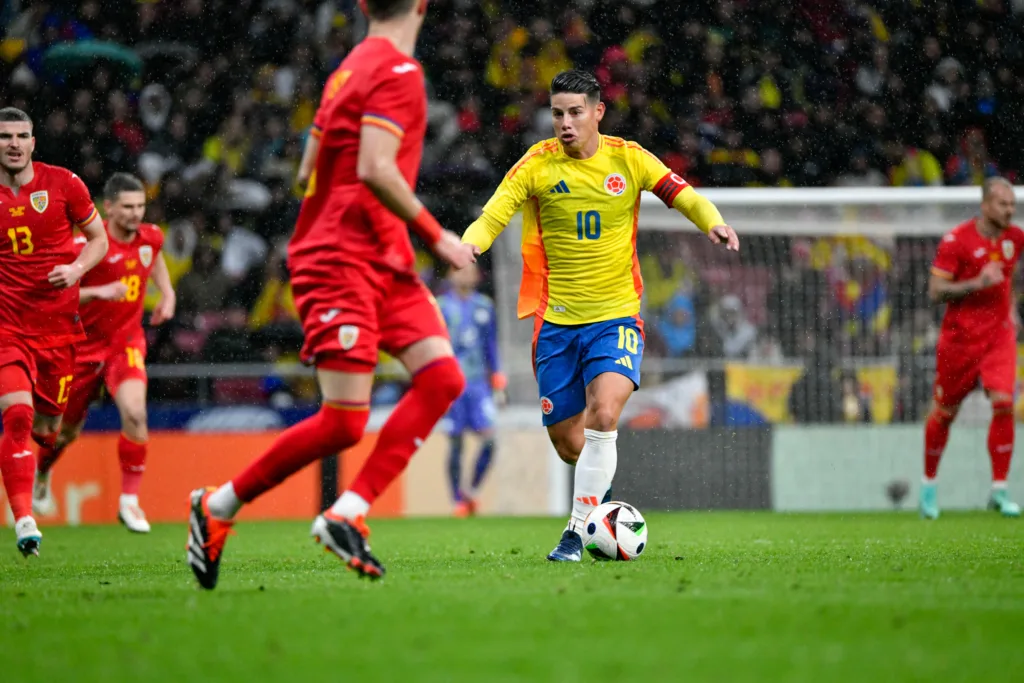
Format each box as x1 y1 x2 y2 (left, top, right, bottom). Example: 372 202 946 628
2 512 1024 682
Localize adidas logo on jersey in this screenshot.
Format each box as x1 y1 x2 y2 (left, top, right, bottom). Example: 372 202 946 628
615 356 634 370
549 180 570 194
392 62 418 74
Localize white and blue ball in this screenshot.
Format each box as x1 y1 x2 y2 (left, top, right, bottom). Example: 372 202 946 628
581 502 648 561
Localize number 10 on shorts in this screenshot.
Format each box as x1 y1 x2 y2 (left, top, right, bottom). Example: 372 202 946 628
617 325 639 354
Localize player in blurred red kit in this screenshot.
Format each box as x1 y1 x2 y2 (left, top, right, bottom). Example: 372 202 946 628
0 107 109 556
187 0 476 589
922 177 1022 519
32 173 175 534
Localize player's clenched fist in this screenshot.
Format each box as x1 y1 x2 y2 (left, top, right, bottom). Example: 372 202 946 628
47 262 85 288
976 261 1004 288
434 229 477 269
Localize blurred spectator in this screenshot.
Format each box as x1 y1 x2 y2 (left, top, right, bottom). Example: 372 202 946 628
656 293 697 357
177 243 231 317
709 295 757 359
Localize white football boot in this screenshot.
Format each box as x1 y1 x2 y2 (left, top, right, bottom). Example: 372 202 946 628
118 495 151 533
15 516 42 557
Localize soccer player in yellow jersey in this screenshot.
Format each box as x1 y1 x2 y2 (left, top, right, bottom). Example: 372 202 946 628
463 71 739 561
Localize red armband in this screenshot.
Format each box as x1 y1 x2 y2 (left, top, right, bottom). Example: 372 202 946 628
410 207 443 245
652 172 688 207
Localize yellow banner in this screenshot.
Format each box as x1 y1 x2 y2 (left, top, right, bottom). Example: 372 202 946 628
725 364 803 423
725 363 897 424
855 365 897 424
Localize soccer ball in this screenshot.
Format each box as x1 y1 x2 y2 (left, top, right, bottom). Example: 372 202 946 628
581 502 648 561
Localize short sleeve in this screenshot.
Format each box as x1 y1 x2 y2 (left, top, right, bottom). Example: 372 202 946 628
151 225 166 253
932 233 961 280
361 61 425 140
65 172 99 227
629 143 688 206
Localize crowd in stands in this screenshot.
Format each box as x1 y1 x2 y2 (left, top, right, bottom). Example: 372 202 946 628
2 0 1022 417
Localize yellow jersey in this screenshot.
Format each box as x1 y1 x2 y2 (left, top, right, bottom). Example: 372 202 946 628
464 135 723 325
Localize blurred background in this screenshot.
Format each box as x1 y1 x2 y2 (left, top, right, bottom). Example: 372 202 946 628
3 0 1024 518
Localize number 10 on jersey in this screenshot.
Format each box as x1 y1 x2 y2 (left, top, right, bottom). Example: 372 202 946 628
576 211 601 241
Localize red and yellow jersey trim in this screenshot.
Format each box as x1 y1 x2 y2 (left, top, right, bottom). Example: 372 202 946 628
361 113 404 138
75 206 100 228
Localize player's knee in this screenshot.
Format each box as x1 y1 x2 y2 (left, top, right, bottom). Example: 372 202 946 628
930 407 956 426
586 402 622 432
1 403 33 440
122 406 148 440
320 404 369 450
32 414 60 438
417 357 465 404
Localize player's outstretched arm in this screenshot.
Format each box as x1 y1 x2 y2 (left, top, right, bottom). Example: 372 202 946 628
634 147 739 251
357 125 475 269
462 155 535 255
48 214 108 288
148 252 177 325
929 262 1002 303
673 186 739 252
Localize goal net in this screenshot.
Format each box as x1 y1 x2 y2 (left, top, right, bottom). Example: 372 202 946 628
490 186 1024 511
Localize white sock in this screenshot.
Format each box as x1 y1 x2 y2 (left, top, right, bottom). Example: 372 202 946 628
992 481 1007 490
119 494 139 508
207 482 242 520
330 490 370 519
922 476 936 485
569 429 617 532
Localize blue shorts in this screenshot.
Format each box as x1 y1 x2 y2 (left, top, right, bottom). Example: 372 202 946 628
442 379 496 435
532 316 644 427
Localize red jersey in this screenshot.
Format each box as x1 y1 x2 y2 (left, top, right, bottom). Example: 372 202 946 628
932 217 1024 343
289 36 428 279
74 221 164 361
0 162 98 346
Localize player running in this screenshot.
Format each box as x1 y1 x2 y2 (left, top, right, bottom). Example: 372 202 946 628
463 71 739 562
0 107 108 556
922 177 1021 519
438 264 506 516
32 173 175 533
187 0 476 589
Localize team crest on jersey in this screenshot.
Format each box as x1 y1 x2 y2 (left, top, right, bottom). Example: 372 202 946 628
540 396 554 415
139 245 153 268
604 173 626 196
1003 240 1015 260
30 191 48 213
339 325 360 351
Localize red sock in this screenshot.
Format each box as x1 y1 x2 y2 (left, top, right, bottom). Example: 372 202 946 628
0 404 36 520
924 408 953 479
37 442 65 475
350 357 464 504
989 401 1014 483
232 402 369 502
119 433 147 495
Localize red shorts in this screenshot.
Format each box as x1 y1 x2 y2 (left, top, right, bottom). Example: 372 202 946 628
63 334 148 427
934 329 1017 407
292 263 447 371
0 336 75 417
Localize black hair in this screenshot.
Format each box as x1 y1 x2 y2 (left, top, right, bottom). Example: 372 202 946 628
103 172 145 201
0 107 32 126
550 70 601 105
365 0 418 20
